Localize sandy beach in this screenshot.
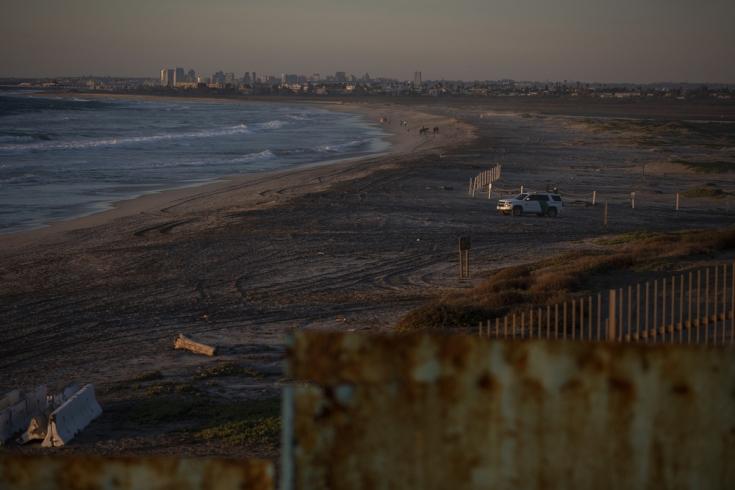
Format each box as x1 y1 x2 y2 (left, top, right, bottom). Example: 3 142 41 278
2 95 734 458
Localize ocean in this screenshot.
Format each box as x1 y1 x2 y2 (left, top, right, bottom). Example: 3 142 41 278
0 93 389 233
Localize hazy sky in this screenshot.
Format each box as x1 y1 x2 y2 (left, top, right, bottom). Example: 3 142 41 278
2 0 734 83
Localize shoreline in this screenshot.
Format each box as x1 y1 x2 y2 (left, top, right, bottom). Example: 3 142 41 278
0 94 475 253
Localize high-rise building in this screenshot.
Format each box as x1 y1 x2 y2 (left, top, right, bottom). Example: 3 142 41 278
242 72 251 84
252 72 257 84
281 73 298 85
174 67 185 85
160 68 168 87
335 71 347 82
187 69 196 83
212 71 226 85
414 71 422 87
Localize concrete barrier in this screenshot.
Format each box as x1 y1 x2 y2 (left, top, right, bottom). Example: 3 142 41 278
0 390 22 444
7 400 28 442
0 390 20 411
49 383 80 411
24 385 47 420
42 384 101 448
0 409 11 445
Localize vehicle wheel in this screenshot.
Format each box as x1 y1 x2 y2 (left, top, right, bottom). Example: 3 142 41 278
547 207 558 218
512 206 522 217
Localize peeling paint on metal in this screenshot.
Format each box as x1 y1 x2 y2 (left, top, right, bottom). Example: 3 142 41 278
0 454 274 490
285 332 735 490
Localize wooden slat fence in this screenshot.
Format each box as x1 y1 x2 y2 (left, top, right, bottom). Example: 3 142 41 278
468 164 501 197
479 261 735 346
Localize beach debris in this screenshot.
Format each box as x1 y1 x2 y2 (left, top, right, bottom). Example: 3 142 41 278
2 383 102 447
335 316 347 323
0 385 47 446
17 414 48 444
174 333 217 357
42 384 102 448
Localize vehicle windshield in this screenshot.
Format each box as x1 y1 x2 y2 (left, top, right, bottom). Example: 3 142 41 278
515 193 528 200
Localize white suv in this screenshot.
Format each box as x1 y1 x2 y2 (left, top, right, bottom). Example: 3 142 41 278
497 192 563 217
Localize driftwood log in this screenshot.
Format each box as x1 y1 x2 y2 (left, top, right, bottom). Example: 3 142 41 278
174 334 217 357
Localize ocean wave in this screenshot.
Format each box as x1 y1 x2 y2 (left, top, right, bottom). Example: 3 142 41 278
315 139 368 153
0 173 39 184
0 132 56 143
232 149 276 163
135 149 276 169
0 124 251 152
257 120 288 130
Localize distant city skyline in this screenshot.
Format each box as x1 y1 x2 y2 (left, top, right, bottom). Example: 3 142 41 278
2 0 734 83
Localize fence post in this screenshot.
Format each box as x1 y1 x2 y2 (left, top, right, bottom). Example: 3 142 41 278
603 201 608 227
676 192 680 211
631 192 636 209
592 191 597 206
520 185 524 194
608 289 617 341
488 183 492 199
731 261 735 345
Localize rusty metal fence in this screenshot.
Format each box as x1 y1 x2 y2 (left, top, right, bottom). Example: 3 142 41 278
283 332 735 489
0 454 273 490
479 261 735 346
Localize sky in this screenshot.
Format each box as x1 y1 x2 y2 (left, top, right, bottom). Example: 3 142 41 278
1 0 734 83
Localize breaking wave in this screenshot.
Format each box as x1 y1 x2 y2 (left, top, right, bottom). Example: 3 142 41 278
0 124 251 152
315 139 368 152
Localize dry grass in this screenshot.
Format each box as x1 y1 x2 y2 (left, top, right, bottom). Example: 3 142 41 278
682 186 729 199
395 227 735 332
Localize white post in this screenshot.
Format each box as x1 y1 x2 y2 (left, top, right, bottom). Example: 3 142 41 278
488 183 493 199
592 190 597 206
631 191 636 209
676 192 680 211
520 185 524 194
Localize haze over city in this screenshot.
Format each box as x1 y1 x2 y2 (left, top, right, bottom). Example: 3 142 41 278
2 0 735 83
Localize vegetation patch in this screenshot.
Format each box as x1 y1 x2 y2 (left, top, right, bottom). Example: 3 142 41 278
129 370 164 383
682 186 729 198
196 416 281 447
195 362 263 379
395 227 735 332
575 119 735 152
672 160 735 173
127 394 281 447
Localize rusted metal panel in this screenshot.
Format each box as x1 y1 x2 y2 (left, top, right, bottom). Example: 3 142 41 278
0 454 273 490
285 332 735 490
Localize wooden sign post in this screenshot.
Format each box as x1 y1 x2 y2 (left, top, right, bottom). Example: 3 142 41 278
459 236 471 279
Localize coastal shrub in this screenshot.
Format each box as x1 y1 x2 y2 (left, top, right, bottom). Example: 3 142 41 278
395 227 735 332
682 187 728 198
195 362 262 379
196 417 281 447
